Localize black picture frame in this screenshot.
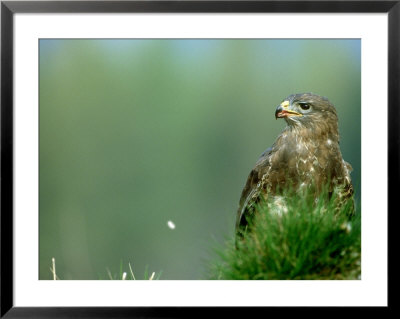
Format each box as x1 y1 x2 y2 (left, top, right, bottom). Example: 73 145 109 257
1 1 396 317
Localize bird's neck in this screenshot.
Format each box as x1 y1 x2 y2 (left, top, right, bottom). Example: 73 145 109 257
284 124 339 144
273 124 340 155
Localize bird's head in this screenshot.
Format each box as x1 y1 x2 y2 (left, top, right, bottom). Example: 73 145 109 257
275 93 338 132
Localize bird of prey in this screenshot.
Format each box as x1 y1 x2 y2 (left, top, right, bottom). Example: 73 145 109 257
236 93 354 237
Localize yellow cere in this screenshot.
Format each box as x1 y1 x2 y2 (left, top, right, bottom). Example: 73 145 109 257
281 100 290 108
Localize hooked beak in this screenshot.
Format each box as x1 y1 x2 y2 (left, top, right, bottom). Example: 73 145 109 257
275 101 302 119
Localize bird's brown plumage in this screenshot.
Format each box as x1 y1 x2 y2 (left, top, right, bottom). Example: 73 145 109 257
236 93 354 236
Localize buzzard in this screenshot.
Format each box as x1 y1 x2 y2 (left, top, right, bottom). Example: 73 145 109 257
236 93 354 237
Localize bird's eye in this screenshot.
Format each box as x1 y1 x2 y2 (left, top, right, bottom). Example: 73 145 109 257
299 103 311 110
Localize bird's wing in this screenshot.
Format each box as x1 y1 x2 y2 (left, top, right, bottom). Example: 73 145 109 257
236 147 273 233
344 160 353 173
338 160 355 213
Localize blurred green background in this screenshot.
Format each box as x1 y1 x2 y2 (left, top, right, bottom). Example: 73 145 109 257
39 39 361 280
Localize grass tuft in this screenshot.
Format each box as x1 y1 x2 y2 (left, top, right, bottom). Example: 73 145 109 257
50 258 162 280
209 186 361 280
104 261 162 280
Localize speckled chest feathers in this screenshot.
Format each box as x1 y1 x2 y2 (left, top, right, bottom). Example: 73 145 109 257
264 122 347 192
